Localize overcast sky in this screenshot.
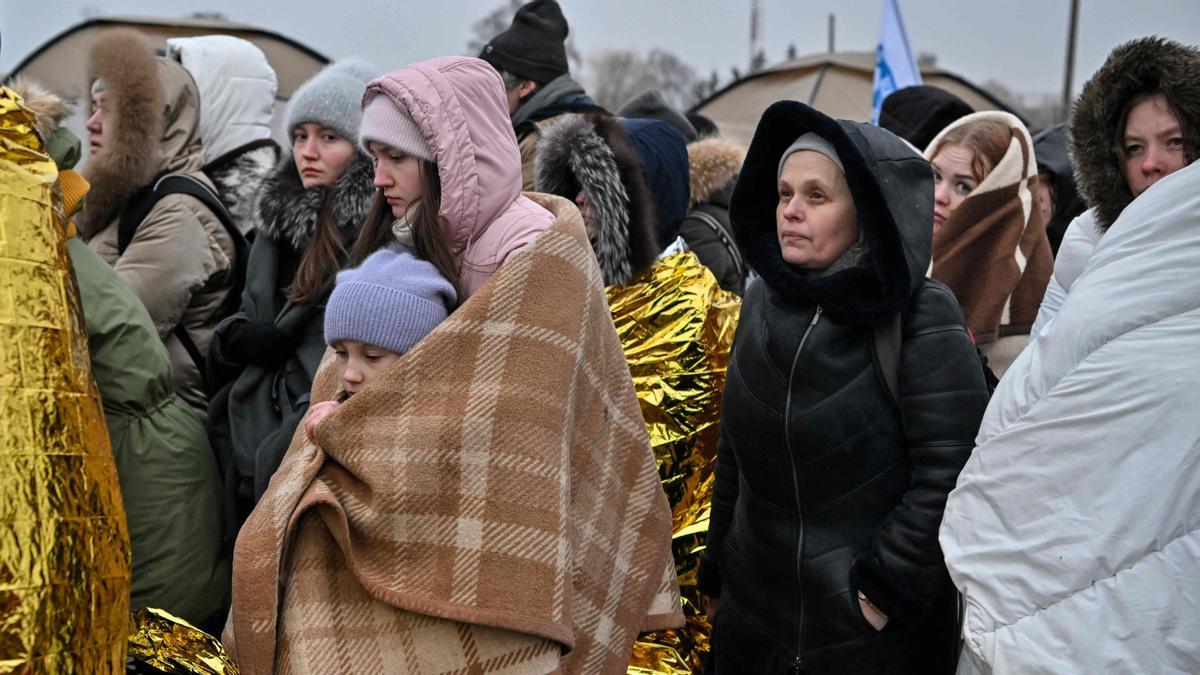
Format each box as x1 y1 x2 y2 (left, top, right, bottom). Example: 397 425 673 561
4 0 1200 101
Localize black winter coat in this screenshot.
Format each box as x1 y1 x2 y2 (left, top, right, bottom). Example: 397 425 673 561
698 102 989 674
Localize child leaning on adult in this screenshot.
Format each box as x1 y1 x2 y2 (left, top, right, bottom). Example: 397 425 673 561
224 56 681 674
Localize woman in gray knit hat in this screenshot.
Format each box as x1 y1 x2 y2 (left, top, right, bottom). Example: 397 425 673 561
207 58 379 530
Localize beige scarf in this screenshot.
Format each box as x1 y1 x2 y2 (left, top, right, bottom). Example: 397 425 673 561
926 112 1054 344
227 193 680 674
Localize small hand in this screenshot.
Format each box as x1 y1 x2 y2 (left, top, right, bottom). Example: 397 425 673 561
858 593 889 631
304 401 340 442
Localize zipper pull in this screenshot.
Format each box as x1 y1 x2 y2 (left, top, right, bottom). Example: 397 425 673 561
791 656 804 673
811 305 823 326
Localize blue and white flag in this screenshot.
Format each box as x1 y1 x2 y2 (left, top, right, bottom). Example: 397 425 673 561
870 0 922 124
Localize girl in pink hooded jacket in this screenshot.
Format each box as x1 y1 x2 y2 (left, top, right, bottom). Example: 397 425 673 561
351 56 554 299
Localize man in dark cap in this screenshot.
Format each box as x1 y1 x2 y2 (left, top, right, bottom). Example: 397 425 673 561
479 0 605 189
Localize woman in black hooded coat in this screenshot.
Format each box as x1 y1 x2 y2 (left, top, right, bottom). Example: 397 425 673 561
697 102 989 673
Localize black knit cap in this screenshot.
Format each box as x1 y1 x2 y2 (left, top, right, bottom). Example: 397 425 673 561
879 85 974 151
479 0 570 85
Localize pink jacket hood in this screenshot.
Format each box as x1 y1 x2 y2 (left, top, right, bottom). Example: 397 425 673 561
362 57 552 297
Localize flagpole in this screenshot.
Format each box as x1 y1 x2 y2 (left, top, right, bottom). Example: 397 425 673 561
1061 0 1079 122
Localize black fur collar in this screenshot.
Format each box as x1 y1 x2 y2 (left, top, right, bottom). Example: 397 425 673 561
256 151 375 252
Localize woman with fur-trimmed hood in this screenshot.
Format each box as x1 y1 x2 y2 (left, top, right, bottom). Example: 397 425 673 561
207 59 376 523
680 135 748 294
78 29 237 414
941 37 1200 673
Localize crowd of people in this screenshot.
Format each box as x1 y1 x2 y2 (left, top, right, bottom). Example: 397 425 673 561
8 0 1200 671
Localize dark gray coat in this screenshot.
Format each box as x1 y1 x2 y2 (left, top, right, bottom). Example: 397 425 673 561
207 152 373 524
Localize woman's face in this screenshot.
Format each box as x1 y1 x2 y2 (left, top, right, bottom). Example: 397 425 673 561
369 142 425 219
776 151 860 270
293 123 355 189
930 143 980 233
574 191 598 237
1120 94 1187 198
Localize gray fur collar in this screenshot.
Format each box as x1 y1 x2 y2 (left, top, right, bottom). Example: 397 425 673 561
1070 37 1200 231
255 151 375 252
534 113 657 286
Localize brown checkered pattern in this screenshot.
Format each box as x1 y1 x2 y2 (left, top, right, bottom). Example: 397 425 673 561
227 194 681 674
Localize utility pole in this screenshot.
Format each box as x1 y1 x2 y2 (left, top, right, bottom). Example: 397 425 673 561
1061 0 1080 122
750 0 761 71
828 13 836 53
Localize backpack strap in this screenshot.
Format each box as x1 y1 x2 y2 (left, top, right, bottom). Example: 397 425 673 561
684 208 747 285
113 174 249 389
871 311 903 413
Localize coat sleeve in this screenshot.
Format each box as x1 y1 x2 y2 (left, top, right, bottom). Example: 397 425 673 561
1030 212 1101 337
111 198 220 340
851 281 990 625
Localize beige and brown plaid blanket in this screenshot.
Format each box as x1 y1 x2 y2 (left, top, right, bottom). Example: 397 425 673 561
226 193 681 674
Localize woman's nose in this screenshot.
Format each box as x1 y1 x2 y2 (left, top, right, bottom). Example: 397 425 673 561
373 164 391 188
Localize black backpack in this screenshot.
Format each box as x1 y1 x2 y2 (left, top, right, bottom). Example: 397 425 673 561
116 174 249 388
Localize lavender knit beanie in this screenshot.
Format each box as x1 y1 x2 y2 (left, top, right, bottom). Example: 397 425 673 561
324 247 457 355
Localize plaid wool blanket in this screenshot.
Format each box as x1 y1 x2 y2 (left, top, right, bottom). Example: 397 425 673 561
226 194 681 674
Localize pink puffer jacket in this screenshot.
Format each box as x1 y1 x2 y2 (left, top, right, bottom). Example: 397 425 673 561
362 57 554 298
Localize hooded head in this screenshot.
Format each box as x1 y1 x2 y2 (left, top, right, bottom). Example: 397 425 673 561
1032 124 1087 253
1070 37 1200 230
79 28 204 235
167 35 278 164
478 0 570 85
880 85 974 152
621 118 691 250
618 89 698 142
359 57 524 257
731 102 932 324
533 113 660 286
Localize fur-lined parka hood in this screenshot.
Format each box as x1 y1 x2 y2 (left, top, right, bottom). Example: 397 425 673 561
688 137 746 207
534 112 658 286
78 28 205 236
255 150 375 253
1070 37 1200 231
7 77 72 143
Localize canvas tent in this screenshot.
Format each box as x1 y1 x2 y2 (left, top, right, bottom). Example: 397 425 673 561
692 51 1022 146
6 15 330 155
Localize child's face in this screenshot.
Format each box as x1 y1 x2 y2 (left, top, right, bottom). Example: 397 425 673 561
332 341 401 396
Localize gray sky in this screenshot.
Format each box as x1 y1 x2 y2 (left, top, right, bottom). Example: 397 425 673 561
4 0 1200 101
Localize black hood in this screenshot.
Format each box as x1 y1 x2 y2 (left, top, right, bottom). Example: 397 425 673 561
1032 124 1087 253
1069 37 1200 230
879 85 974 152
731 101 933 324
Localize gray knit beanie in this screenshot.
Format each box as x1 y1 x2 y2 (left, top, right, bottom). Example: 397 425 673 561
286 59 377 142
324 247 457 355
359 92 434 161
778 132 845 180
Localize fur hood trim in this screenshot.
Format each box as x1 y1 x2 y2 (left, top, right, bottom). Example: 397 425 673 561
534 113 658 286
7 77 73 142
255 150 375 252
1070 37 1200 231
688 137 745 207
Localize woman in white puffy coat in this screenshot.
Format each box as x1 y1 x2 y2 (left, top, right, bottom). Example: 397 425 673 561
940 37 1200 674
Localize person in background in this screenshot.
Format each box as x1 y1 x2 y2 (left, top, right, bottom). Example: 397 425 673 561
478 0 604 189
879 84 974 151
207 59 376 521
167 35 282 236
13 77 227 632
699 102 989 674
77 28 238 414
620 89 750 294
1031 123 1088 256
924 112 1053 377
942 37 1200 674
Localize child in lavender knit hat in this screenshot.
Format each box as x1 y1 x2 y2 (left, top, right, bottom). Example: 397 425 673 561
303 246 456 440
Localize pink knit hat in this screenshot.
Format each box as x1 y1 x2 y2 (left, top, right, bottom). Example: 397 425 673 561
358 93 434 161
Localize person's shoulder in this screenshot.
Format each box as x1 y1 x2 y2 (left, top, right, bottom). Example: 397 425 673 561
905 277 969 332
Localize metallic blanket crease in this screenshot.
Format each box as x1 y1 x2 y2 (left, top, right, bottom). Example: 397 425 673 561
0 87 131 672
613 252 740 674
128 608 238 674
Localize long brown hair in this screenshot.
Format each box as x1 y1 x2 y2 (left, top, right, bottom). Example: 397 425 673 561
348 159 463 301
290 194 346 303
934 118 1012 183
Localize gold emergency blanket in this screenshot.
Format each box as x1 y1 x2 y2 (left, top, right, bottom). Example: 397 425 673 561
128 608 238 674
0 87 131 672
611 252 740 674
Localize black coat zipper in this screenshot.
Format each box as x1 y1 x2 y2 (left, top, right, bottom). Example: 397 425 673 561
784 305 822 674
